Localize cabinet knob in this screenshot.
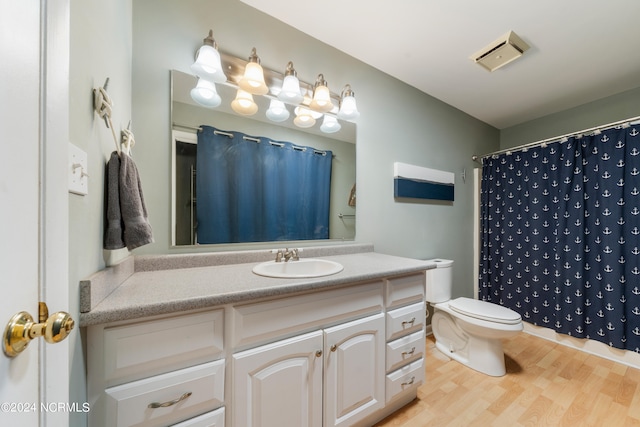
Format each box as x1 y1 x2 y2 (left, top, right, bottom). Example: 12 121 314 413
315 350 323 358
330 344 337 352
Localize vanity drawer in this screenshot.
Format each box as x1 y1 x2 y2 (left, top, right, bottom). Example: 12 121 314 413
102 310 224 385
386 330 425 372
173 407 225 427
385 358 424 403
231 281 383 349
104 359 224 427
386 301 425 341
385 273 425 309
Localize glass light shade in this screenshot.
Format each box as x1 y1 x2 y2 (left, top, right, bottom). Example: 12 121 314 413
278 75 304 104
338 95 360 120
309 84 334 113
190 78 222 108
265 99 290 122
320 115 341 133
239 62 268 95
190 45 227 83
293 107 316 128
231 89 258 116
309 109 323 119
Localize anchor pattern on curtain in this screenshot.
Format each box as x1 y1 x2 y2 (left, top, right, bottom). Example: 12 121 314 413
479 125 640 351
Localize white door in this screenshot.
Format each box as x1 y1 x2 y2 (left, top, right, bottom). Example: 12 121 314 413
232 330 324 427
324 313 385 427
0 1 70 425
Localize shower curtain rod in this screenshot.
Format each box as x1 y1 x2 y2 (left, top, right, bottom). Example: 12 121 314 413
472 115 640 163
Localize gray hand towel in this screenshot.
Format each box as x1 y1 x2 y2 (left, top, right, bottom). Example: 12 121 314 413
104 151 125 249
104 151 154 250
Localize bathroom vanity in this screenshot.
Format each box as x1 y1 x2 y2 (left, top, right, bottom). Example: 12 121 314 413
80 245 432 426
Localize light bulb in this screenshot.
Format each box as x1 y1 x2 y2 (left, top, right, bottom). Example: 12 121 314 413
190 78 221 108
190 31 226 83
238 48 268 95
309 74 334 113
320 115 341 133
294 107 316 128
337 85 360 120
266 99 290 122
231 89 258 116
277 62 304 104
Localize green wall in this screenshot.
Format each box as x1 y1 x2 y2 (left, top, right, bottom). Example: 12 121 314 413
500 86 640 149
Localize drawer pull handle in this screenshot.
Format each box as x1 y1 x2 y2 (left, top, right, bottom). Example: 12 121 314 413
330 344 337 352
316 350 323 357
148 391 192 409
402 347 416 357
401 317 416 327
401 376 415 387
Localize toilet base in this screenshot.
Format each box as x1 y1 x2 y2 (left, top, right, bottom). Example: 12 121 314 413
432 310 508 377
434 334 506 377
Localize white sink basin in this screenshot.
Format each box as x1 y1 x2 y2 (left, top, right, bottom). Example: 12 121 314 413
252 258 344 278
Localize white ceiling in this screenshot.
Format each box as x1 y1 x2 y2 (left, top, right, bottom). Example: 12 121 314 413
240 0 640 129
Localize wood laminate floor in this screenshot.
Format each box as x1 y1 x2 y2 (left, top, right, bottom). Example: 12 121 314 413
374 333 640 426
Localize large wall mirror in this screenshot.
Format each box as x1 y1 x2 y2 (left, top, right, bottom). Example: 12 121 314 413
171 70 357 247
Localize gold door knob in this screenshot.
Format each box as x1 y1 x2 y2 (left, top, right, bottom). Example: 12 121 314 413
3 303 75 358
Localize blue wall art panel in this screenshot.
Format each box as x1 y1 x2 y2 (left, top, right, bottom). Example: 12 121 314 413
393 162 455 201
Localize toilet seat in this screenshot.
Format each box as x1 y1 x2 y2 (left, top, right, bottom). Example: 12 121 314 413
448 297 521 325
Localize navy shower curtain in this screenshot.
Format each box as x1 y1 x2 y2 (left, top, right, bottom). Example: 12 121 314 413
479 124 640 351
196 125 332 244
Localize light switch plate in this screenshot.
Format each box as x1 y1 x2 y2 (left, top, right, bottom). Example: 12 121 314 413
69 143 88 195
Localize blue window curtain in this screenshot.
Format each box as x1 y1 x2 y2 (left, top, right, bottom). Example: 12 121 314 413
196 125 333 244
479 125 640 351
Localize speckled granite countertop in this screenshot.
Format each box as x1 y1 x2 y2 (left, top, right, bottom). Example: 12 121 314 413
79 245 434 327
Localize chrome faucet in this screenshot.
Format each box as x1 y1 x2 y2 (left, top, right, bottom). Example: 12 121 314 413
274 248 300 262
283 248 299 262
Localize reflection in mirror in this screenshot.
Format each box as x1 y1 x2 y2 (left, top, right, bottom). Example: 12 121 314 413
171 70 356 247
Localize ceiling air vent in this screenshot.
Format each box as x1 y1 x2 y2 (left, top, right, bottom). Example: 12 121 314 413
471 31 530 72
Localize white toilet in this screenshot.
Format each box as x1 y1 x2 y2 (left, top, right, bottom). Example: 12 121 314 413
425 259 523 376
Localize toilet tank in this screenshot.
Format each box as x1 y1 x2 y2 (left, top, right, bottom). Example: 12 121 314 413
424 259 454 303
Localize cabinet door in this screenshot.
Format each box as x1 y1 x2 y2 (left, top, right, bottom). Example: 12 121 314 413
232 330 323 427
324 313 385 427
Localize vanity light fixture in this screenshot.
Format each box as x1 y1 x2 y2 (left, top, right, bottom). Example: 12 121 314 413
187 31 361 129
265 99 290 122
238 48 269 95
320 115 341 133
231 89 258 116
309 74 334 113
337 84 360 120
277 62 304 104
190 78 222 108
190 30 227 83
293 106 316 128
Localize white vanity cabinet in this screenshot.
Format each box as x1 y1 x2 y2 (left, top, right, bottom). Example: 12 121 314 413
230 280 385 427
86 310 225 427
85 267 428 427
323 312 385 427
232 330 324 427
232 313 385 427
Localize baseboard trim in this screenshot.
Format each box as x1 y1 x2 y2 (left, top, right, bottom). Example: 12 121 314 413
523 322 640 370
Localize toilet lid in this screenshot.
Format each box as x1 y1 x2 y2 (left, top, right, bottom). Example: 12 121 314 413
449 297 522 325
